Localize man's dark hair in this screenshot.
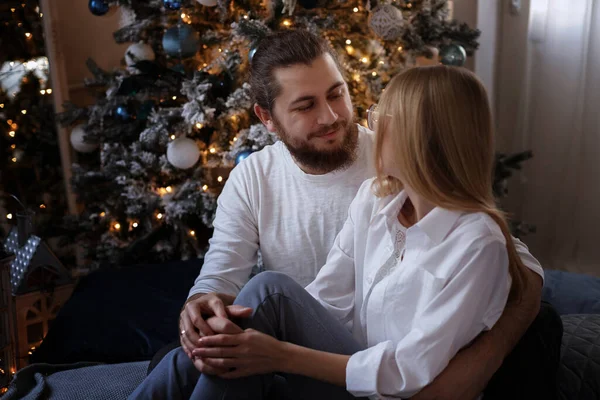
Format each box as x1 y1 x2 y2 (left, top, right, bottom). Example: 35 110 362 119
250 29 342 112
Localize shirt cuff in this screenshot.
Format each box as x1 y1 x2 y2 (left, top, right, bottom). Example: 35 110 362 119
346 341 391 398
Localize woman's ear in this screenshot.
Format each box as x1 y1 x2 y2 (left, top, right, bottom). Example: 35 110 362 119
254 104 276 133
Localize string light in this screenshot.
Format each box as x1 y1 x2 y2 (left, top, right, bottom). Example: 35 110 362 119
372 72 378 76
172 96 177 100
196 123 203 129
166 186 173 193
7 213 13 220
232 137 238 142
25 32 32 39
170 134 176 140
217 176 223 182
353 7 359 12
9 131 15 137
132 222 139 228
114 223 121 230
282 19 292 27
156 213 163 220
379 60 385 65
202 185 208 191
11 157 17 163
189 230 196 237
209 148 216 154
10 144 16 149
12 123 17 129
346 46 355 55
0 104 4 108
361 57 369 64
40 90 46 94
46 89 52 94
397 46 403 52
345 39 352 45
100 212 106 217
39 204 46 209
21 109 27 115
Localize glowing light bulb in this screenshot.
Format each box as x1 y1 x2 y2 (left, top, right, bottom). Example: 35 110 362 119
189 230 196 236
196 123 203 129
157 213 163 220
202 185 208 191
209 148 216 154
114 223 121 230
217 176 223 182
7 213 13 220
132 222 139 228
353 7 359 12
166 186 173 193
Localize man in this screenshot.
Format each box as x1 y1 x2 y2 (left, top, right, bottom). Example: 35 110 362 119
130 29 557 400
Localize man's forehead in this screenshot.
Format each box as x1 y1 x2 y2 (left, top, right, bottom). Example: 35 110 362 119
273 54 343 100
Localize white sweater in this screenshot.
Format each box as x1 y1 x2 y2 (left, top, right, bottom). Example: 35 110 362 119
189 125 377 297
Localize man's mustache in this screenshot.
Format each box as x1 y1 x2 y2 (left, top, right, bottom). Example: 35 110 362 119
308 121 347 139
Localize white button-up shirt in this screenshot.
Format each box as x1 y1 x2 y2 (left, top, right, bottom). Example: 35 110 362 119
306 179 544 399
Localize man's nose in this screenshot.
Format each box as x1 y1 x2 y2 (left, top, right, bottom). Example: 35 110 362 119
316 103 338 126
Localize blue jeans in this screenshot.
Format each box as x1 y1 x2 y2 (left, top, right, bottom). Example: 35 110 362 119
128 271 366 400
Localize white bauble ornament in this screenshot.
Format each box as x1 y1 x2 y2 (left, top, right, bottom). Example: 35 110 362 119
125 42 156 67
368 5 404 41
167 137 200 169
70 124 98 153
197 0 217 7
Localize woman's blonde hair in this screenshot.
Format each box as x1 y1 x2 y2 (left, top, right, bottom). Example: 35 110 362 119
373 65 527 301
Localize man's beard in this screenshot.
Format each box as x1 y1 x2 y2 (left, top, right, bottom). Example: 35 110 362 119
274 118 359 174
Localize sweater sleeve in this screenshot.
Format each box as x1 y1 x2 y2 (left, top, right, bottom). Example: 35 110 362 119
188 163 259 298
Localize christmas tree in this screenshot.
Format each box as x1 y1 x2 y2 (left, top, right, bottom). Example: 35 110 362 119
58 0 481 268
0 1 67 251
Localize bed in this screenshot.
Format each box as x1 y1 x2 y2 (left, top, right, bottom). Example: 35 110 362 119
3 262 600 400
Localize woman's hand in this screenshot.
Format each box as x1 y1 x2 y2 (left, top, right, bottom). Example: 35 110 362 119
191 329 289 379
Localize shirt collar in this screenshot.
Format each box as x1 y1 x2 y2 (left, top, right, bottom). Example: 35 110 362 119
378 190 463 245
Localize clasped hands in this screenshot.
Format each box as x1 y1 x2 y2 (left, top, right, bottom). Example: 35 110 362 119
179 293 288 379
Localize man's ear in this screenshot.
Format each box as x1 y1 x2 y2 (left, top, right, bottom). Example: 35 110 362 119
254 104 277 133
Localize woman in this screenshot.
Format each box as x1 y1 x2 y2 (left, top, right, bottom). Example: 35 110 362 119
189 65 529 399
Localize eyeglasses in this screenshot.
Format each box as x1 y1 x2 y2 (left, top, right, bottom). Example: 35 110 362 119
366 104 392 131
366 104 379 131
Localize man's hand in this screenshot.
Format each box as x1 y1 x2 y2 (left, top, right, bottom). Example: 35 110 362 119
179 293 252 359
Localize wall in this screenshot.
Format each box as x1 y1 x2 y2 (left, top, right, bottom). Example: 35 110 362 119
53 0 127 105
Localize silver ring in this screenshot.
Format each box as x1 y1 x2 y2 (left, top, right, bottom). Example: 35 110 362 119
181 329 186 336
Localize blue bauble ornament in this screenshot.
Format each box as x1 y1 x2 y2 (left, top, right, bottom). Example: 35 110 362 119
89 0 110 16
163 0 182 10
439 44 467 67
115 105 134 121
138 100 156 121
235 150 254 166
162 25 200 58
248 47 257 63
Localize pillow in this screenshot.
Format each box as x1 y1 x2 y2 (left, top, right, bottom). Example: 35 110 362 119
542 270 600 315
30 258 202 364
